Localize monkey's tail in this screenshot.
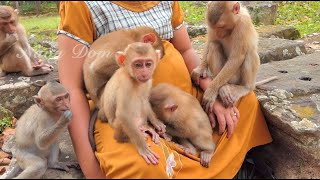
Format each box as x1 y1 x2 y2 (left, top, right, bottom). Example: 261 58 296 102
88 108 98 151
255 76 278 87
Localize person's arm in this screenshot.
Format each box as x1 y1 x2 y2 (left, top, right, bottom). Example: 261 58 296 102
57 34 105 179
170 25 240 138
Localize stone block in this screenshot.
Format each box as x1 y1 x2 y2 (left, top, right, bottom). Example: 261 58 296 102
257 25 301 40
242 1 278 25
255 52 320 178
0 63 58 118
258 37 307 63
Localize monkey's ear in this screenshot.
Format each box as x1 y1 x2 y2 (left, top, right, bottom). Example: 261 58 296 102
164 104 178 112
233 2 240 14
142 33 156 43
33 96 44 108
155 50 162 60
14 9 19 15
115 51 125 66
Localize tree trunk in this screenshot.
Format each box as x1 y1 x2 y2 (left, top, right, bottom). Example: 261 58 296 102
35 1 41 16
55 1 60 12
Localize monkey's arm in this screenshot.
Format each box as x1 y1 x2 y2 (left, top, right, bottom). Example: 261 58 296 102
35 111 71 150
191 42 210 85
202 35 247 112
0 34 17 57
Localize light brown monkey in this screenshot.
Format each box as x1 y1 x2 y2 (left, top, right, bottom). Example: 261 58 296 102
100 42 166 165
149 83 216 168
191 1 271 112
83 26 164 110
1 81 76 179
0 6 53 77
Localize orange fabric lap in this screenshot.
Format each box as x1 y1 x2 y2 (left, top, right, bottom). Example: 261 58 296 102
93 91 272 178
92 40 272 178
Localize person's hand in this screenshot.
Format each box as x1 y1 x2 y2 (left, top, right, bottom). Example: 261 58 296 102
209 100 239 138
199 76 240 138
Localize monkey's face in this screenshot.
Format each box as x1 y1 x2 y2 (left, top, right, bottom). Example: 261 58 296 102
0 18 17 34
207 1 238 39
51 92 71 114
130 58 155 83
0 8 18 34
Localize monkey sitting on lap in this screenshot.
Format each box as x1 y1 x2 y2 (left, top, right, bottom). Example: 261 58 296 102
150 83 216 168
1 81 77 179
191 1 277 115
100 42 166 165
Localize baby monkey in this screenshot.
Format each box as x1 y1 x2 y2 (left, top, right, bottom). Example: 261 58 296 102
192 1 277 113
100 42 166 165
1 81 75 179
150 83 216 168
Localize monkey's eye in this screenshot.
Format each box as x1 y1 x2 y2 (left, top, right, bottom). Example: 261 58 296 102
64 93 69 99
55 97 63 102
134 63 143 68
145 62 153 68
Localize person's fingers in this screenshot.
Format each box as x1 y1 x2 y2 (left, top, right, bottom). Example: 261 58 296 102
216 113 226 135
226 113 234 138
209 112 216 128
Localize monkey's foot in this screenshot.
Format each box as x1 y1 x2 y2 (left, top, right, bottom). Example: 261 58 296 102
200 151 213 168
48 161 79 172
0 71 6 77
202 88 218 113
139 126 160 144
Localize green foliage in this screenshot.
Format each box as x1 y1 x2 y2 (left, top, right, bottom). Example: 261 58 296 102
179 1 206 26
275 1 320 37
0 107 13 134
20 15 59 41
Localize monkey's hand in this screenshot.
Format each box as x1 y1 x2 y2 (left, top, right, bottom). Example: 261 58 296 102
139 125 160 144
5 33 18 45
150 120 166 135
137 144 159 165
219 85 237 107
202 87 218 114
161 132 172 141
63 110 73 121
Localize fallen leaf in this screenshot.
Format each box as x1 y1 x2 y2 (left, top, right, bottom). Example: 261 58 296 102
11 117 17 127
0 151 10 159
0 166 6 175
2 128 15 136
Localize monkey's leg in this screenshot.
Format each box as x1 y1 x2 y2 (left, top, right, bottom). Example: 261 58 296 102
48 143 79 171
0 68 6 77
175 138 197 156
116 115 160 165
14 153 47 179
112 120 129 143
189 134 216 168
